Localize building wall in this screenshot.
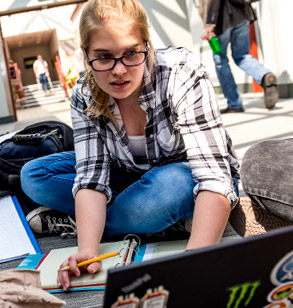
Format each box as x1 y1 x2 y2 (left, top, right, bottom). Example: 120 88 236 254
140 0 194 51
258 0 293 97
10 42 58 86
0 41 14 123
1 5 77 86
0 0 292 122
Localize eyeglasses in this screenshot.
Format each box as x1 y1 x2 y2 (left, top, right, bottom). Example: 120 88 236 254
84 45 148 72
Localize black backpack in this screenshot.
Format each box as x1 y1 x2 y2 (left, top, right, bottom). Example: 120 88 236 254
0 121 74 198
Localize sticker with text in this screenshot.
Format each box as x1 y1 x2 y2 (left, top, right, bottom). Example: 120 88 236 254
111 293 139 308
140 286 169 308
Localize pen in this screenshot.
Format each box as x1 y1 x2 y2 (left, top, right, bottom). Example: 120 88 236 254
59 252 119 271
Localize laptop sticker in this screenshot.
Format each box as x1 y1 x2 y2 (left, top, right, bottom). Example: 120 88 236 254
140 286 169 308
111 293 139 308
270 251 293 286
263 250 293 308
226 281 261 308
263 283 293 308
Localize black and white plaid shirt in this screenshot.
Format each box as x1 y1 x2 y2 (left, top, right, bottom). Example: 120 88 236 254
71 46 239 206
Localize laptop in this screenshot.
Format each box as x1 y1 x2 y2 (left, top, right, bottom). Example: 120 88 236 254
104 226 293 308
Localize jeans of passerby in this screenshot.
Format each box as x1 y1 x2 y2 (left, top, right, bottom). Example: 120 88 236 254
241 138 293 223
21 151 239 238
214 21 270 109
39 73 49 92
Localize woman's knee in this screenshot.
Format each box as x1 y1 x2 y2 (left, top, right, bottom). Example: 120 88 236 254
113 162 194 221
142 162 194 208
21 156 46 193
21 151 76 206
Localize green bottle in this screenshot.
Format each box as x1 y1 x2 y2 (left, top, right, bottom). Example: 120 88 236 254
208 36 222 55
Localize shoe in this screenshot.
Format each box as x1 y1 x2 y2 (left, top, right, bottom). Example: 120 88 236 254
220 107 244 114
229 197 292 237
262 72 279 110
26 206 77 238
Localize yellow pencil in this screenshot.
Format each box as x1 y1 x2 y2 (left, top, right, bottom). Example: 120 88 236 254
60 252 119 271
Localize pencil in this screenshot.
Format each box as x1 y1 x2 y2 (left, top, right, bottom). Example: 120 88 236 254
59 251 119 271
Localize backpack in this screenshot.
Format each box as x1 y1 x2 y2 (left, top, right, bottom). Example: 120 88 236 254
0 121 74 199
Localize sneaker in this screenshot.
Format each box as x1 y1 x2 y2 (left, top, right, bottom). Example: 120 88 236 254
220 107 244 114
26 206 77 238
229 197 292 237
262 72 279 110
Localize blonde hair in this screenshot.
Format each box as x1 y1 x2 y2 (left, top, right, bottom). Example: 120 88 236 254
79 0 154 119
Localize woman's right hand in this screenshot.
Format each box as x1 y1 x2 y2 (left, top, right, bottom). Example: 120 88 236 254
57 251 102 291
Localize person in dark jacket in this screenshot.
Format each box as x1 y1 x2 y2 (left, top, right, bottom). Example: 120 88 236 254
200 0 279 113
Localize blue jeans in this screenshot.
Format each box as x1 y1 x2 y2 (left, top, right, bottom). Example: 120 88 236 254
21 151 239 238
214 21 270 109
39 73 49 92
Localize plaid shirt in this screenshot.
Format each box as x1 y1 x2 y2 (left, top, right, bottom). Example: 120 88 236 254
71 46 239 206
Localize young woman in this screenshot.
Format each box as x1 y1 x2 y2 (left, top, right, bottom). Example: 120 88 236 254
21 0 239 290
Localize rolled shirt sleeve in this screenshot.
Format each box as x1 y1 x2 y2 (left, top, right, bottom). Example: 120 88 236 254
167 49 239 207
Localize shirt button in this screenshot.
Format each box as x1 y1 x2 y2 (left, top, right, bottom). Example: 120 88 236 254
149 134 153 138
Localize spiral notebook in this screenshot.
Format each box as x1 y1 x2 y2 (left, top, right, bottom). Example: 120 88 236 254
18 238 139 293
18 233 240 293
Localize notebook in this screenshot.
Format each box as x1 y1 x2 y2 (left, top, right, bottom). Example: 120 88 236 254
18 232 240 293
104 226 293 308
0 195 41 263
18 237 138 293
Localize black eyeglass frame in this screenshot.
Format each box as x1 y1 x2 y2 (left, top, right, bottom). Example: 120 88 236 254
84 43 149 72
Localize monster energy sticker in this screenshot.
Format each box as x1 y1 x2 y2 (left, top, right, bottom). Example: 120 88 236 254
226 281 261 308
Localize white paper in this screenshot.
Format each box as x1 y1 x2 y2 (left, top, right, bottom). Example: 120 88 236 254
0 195 36 262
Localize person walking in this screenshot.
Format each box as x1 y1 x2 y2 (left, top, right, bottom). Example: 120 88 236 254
33 55 50 95
21 0 240 291
199 0 279 113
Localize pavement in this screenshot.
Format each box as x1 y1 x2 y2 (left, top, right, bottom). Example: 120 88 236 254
1 91 292 189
